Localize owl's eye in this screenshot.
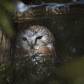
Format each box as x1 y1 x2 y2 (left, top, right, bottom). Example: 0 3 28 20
22 37 27 41
36 36 42 40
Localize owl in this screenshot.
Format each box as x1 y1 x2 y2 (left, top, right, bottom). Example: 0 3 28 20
15 25 57 63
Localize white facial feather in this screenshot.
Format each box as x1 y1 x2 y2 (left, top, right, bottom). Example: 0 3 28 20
15 25 56 63
16 26 54 49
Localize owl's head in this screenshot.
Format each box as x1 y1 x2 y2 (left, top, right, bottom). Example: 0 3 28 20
15 25 56 63
16 25 55 50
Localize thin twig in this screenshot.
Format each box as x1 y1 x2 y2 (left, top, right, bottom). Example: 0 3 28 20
61 18 74 36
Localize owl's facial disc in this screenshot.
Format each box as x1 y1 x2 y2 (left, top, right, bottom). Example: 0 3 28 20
30 36 43 48
21 32 49 49
21 36 29 49
35 35 49 46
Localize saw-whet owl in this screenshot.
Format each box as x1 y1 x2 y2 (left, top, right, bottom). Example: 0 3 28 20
15 25 56 63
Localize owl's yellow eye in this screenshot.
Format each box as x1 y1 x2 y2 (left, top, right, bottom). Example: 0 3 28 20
22 37 27 41
36 36 42 39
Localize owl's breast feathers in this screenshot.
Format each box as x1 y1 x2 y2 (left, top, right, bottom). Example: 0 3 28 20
15 45 56 62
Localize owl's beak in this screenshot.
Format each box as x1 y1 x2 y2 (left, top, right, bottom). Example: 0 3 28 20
30 43 34 48
29 40 35 48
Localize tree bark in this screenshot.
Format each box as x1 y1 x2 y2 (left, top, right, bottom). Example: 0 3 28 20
0 29 11 64
13 4 84 23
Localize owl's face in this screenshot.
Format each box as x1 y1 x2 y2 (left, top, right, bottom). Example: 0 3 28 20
16 25 54 49
17 31 49 49
15 25 56 62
